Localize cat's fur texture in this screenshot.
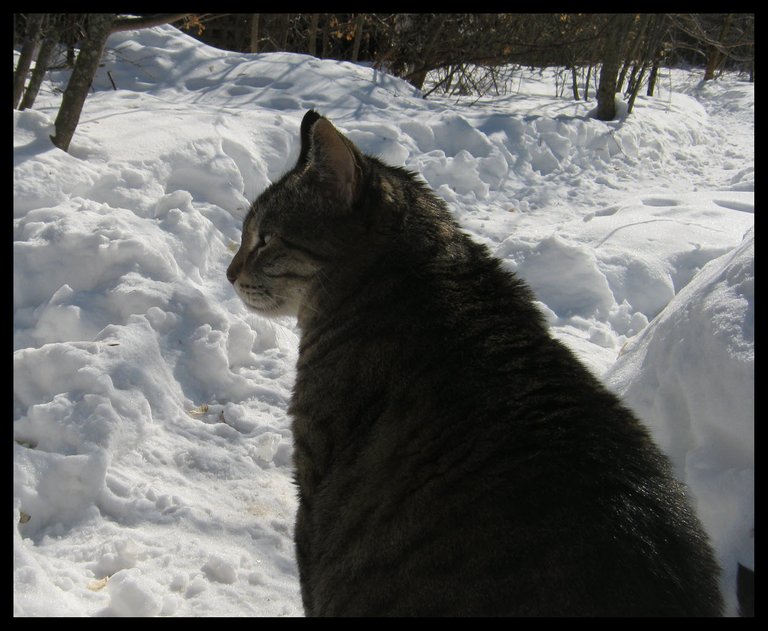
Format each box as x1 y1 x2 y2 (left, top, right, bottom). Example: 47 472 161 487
227 110 723 616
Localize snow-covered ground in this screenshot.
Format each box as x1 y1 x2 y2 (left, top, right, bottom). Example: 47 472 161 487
13 25 753 616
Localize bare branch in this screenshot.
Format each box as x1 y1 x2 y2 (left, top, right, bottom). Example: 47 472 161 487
110 13 191 34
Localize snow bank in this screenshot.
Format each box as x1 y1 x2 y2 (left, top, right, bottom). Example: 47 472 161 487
605 229 754 615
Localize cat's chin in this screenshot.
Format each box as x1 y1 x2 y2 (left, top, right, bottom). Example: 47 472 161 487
233 285 295 317
244 300 298 319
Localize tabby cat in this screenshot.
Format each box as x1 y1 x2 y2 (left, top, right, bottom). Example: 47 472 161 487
226 110 723 616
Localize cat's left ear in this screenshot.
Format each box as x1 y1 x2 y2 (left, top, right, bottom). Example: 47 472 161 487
306 114 362 207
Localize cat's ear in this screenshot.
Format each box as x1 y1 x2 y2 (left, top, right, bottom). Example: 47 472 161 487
302 112 362 207
297 109 322 169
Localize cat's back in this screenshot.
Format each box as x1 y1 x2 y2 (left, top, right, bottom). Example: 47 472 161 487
291 224 721 617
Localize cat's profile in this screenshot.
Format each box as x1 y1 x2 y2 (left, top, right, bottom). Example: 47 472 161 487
227 110 723 616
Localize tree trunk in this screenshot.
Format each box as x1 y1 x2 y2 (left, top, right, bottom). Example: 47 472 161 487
403 15 447 91
270 13 291 52
308 13 319 56
616 14 648 93
626 64 647 114
61 14 84 68
250 14 260 53
321 15 331 58
278 13 291 50
570 64 580 100
408 68 429 91
596 62 619 120
625 62 640 96
13 14 45 109
595 15 631 121
51 13 115 152
647 62 659 96
351 13 365 61
20 17 58 111
584 63 592 100
704 14 733 81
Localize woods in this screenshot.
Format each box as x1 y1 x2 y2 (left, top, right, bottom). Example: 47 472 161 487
189 14 753 105
13 13 754 152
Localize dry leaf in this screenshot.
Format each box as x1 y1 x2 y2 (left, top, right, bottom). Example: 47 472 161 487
87 577 109 591
187 403 209 417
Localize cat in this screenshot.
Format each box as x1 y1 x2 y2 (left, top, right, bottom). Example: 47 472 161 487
226 109 723 616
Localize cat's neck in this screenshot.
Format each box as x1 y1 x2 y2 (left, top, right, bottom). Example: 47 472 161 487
296 209 474 330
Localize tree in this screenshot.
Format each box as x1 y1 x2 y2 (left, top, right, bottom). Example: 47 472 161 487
307 14 319 56
617 14 651 94
374 14 537 92
13 14 44 108
50 13 115 152
250 14 260 53
703 14 734 80
19 15 59 111
594 15 632 121
321 14 331 58
625 15 670 113
350 13 365 62
667 14 754 81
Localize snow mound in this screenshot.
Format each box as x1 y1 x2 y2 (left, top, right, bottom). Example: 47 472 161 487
605 229 754 616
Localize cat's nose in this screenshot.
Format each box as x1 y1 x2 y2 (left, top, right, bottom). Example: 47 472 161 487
226 260 240 284
227 248 246 284
227 248 245 284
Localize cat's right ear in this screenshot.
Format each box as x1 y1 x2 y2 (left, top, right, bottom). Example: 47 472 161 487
296 110 323 169
298 110 362 208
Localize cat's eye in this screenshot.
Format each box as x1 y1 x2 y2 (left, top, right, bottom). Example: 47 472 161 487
259 233 273 248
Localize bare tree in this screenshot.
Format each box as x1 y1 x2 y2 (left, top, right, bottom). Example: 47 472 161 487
307 14 319 56
321 14 331 58
250 14 260 53
19 15 59 111
13 14 44 108
617 14 650 93
50 13 114 151
646 36 672 97
351 13 365 62
277 14 291 50
705 14 733 80
594 14 633 121
110 13 190 33
668 14 754 81
625 15 670 113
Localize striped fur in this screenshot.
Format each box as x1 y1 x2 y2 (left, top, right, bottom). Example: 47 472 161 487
227 111 723 616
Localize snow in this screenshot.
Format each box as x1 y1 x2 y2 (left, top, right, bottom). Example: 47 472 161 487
14 24 753 616
604 230 754 616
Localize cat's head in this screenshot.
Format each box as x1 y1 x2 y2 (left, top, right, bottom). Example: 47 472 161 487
226 110 367 318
